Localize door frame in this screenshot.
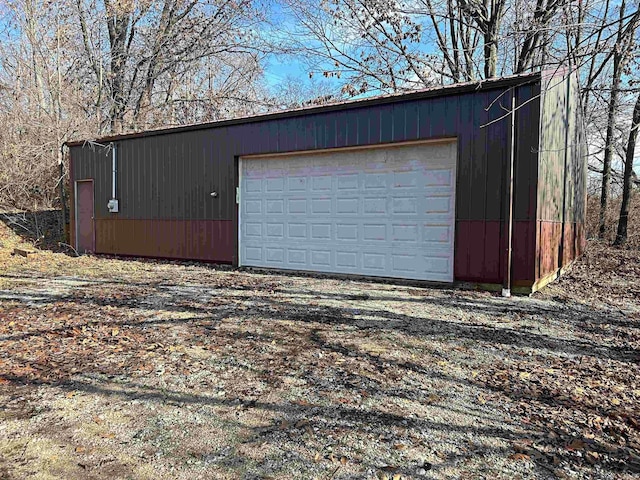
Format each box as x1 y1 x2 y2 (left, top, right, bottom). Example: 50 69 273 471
75 179 95 253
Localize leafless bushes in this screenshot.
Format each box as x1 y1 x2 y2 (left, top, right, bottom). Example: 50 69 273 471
0 0 273 212
587 194 640 248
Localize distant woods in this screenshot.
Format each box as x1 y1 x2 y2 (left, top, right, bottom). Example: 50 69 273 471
0 0 638 245
1 0 267 211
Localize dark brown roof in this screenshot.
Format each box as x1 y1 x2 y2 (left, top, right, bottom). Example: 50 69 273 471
65 71 541 147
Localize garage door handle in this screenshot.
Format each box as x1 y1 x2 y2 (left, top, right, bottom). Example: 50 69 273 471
210 192 218 198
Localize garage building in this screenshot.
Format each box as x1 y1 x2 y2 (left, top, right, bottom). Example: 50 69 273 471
66 70 586 294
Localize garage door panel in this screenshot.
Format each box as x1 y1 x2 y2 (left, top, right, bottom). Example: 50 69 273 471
392 197 418 214
265 199 284 214
310 249 332 267
311 198 332 214
246 179 262 192
425 168 454 187
266 246 285 263
288 223 307 238
245 222 262 237
242 244 451 281
245 200 262 214
391 253 416 270
425 255 451 274
391 224 419 242
363 224 387 241
288 176 307 191
287 248 307 265
364 197 386 214
265 222 284 238
336 223 358 241
310 223 331 240
337 174 359 190
287 198 307 214
244 246 263 262
240 142 456 281
312 175 333 191
423 224 452 244
265 177 284 192
336 251 358 268
425 195 453 213
336 198 359 214
364 173 387 189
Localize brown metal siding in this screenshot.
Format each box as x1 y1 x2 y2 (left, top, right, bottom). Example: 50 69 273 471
69 75 543 283
536 69 586 281
94 219 233 261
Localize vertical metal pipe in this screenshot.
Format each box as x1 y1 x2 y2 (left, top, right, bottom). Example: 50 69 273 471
502 88 517 298
112 143 117 199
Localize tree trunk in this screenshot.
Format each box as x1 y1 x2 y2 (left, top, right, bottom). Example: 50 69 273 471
458 0 505 80
614 92 640 246
483 31 497 78
105 0 132 133
598 0 633 239
598 48 622 238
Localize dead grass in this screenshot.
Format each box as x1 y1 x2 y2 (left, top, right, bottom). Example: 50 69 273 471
585 194 640 249
0 223 639 480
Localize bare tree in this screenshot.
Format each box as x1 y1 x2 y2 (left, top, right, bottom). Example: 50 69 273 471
74 0 267 134
456 0 507 78
277 0 581 92
0 0 273 211
420 0 479 82
0 0 89 212
614 91 640 246
278 0 437 95
514 0 567 73
597 0 640 238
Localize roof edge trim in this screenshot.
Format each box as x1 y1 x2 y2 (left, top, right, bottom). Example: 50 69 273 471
66 72 541 147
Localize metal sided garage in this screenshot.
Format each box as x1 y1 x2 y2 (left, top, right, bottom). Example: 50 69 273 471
66 70 587 294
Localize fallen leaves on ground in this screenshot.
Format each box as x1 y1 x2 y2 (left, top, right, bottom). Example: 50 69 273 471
0 222 639 479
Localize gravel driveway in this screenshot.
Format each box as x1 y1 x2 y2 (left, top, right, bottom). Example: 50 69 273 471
0 238 638 479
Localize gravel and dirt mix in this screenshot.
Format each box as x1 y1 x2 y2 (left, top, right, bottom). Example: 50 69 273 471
0 223 638 479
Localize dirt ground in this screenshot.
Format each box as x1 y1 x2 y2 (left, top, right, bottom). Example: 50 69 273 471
0 225 639 480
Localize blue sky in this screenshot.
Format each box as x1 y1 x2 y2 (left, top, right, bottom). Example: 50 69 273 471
263 55 307 86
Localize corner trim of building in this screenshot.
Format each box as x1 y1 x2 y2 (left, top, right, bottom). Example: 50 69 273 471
528 260 576 294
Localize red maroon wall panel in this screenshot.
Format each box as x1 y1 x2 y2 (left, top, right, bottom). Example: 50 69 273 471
95 219 234 263
511 220 536 285
482 220 503 282
562 222 586 267
455 220 536 285
536 221 585 280
537 221 563 279
454 220 503 284
454 220 471 281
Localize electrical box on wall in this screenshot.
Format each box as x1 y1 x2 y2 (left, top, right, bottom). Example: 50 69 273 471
107 199 119 213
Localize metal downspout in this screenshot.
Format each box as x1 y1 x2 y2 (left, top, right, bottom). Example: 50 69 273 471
112 143 117 199
502 88 517 298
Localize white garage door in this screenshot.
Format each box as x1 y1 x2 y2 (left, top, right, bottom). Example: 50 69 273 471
239 142 457 282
